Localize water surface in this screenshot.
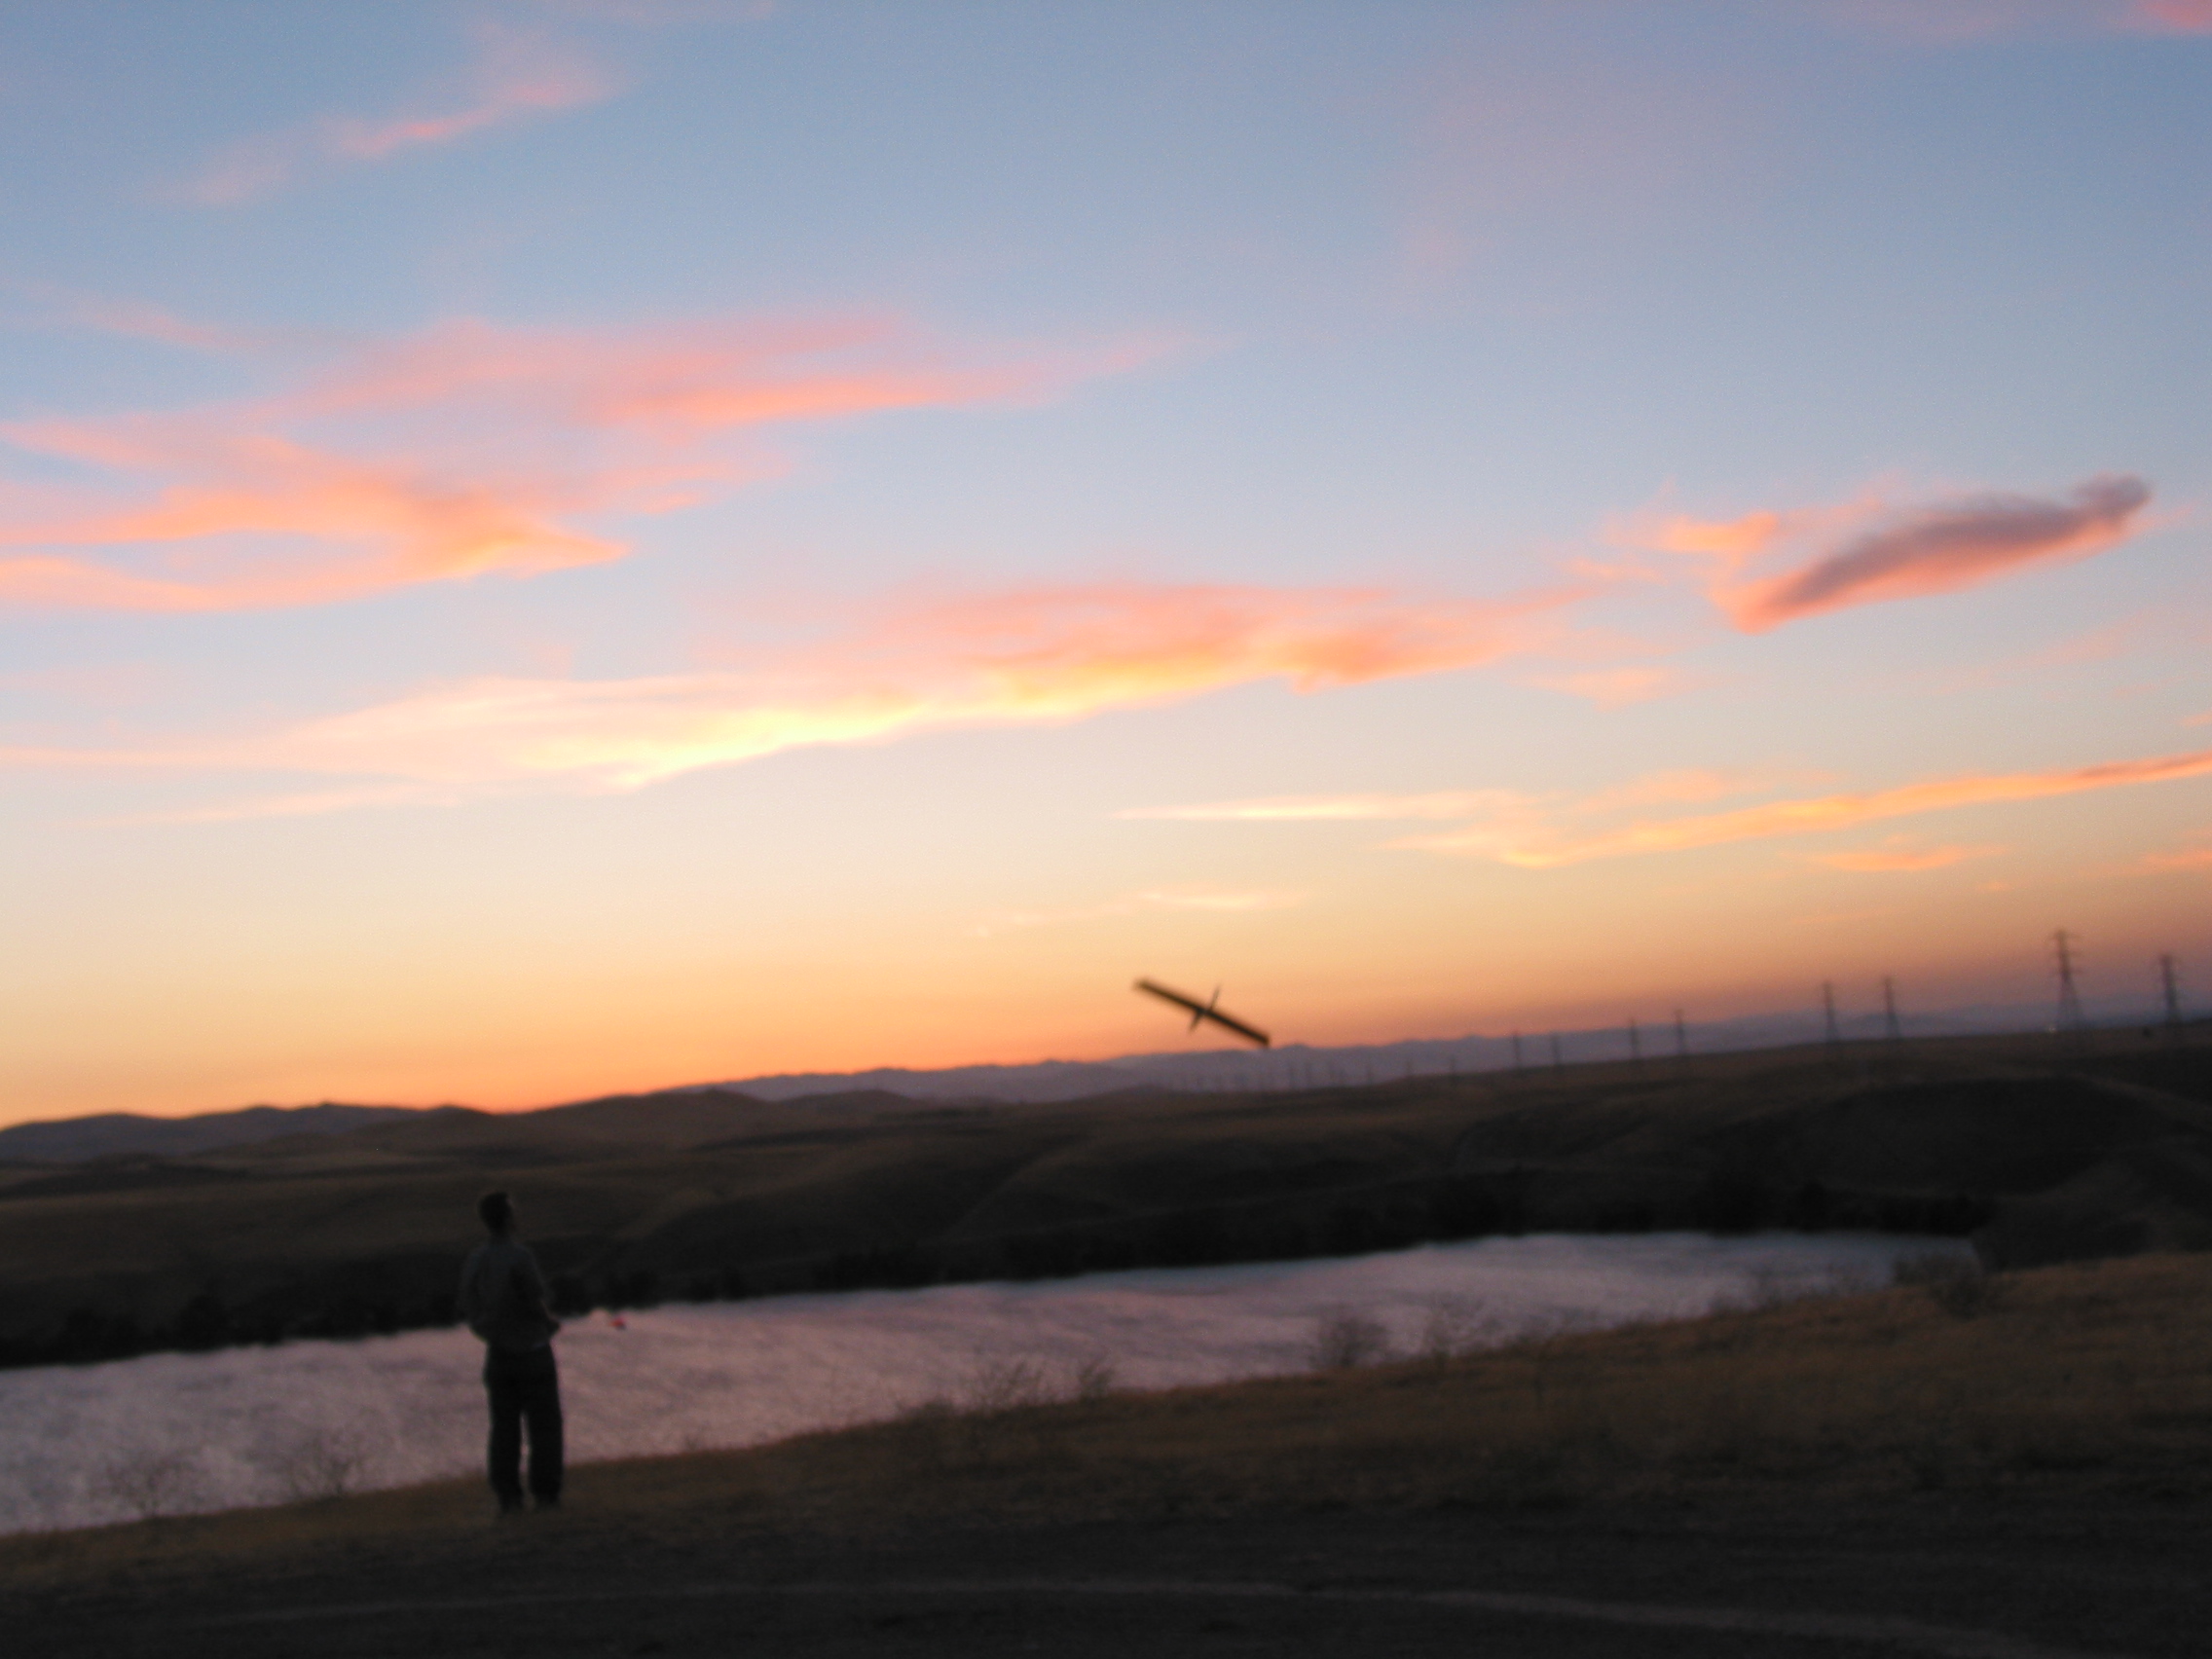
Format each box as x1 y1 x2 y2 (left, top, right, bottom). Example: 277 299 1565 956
0 1231 1963 1533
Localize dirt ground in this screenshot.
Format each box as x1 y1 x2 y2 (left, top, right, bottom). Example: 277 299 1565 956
11 1488 2204 1659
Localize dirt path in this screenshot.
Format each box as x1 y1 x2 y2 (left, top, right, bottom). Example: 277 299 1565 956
186 1572 2125 1659
13 1495 2203 1659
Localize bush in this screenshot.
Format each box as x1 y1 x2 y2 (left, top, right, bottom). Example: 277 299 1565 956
1310 1309 1391 1370
260 1427 374 1502
1893 1251 2007 1318
95 1450 204 1521
1068 1352 1119 1402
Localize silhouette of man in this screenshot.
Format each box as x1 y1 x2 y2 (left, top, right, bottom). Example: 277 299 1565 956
459 1190 564 1514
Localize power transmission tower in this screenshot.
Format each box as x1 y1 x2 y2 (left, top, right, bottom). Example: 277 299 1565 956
2053 930 2085 1034
1882 977 1901 1044
1511 1029 1525 1074
2160 954 2183 1032
1549 1032 1564 1074
1674 1008 1689 1060
1822 981 1841 1051
1628 1016 1642 1071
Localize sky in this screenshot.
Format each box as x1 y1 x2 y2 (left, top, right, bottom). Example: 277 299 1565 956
2 0 2208 1124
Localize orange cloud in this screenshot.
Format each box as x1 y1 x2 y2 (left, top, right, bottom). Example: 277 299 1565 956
2141 839 2212 871
3 582 1572 793
175 22 619 205
1811 842 2008 873
1397 746 2212 866
0 315 1126 611
1636 475 2153 632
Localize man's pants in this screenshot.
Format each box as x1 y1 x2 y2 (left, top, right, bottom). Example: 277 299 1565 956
484 1344 563 1510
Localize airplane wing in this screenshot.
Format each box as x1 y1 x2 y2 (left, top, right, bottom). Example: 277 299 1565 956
1133 978 1272 1049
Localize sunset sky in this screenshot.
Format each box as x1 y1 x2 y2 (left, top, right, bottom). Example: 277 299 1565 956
3 1 2209 1124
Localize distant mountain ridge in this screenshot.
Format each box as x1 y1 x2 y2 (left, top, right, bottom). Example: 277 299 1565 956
5 989 2191 1163
717 992 2177 1105
0 1103 424 1164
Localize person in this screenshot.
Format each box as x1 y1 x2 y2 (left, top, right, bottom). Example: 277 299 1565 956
458 1190 564 1514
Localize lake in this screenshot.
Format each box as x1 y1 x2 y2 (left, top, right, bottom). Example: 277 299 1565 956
0 1230 1965 1534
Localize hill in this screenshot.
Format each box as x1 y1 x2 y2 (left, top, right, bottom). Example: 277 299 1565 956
0 1103 424 1164
1 1027 2208 1367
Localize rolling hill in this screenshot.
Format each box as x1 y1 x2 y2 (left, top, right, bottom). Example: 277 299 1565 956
2 1026 2208 1368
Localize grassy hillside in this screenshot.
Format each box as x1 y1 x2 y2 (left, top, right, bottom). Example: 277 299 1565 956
3 1027 2210 1366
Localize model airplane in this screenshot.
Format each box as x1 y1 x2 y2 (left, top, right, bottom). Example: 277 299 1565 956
1133 977 1272 1048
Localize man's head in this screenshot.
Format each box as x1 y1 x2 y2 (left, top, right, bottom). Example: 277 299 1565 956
477 1190 516 1235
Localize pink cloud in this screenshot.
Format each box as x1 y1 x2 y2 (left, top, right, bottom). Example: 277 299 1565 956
1814 1 2212 40
1637 475 2153 632
2123 1 2212 31
174 22 620 205
0 581 1574 793
0 315 1134 612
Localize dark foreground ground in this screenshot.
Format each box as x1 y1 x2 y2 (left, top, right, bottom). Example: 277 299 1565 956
11 1491 2203 1659
15 1256 2211 1656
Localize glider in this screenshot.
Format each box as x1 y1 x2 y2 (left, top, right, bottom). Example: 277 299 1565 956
1134 977 1272 1048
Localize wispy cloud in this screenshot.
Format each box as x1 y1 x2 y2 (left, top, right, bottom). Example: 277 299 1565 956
1521 663 1717 708
0 314 1138 612
173 22 620 205
2140 836 2212 872
1121 789 1530 824
15 288 276 353
1574 767 1827 812
1129 748 2212 870
1395 746 2212 866
2120 0 2212 32
1810 841 2009 872
1125 768 1801 826
0 581 1574 794
1628 474 2153 632
1813 1 2212 41
972 885 1307 937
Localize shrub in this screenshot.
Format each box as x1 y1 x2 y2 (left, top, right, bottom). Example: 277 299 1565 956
95 1450 204 1521
1310 1309 1391 1370
1068 1352 1119 1402
963 1356 1052 1415
1893 1251 2007 1318
262 1427 374 1502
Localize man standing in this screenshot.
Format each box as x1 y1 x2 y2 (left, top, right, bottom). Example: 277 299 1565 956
459 1190 564 1514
